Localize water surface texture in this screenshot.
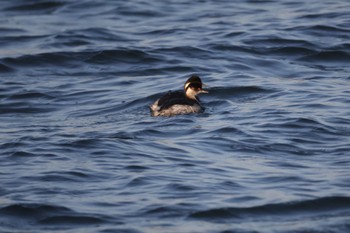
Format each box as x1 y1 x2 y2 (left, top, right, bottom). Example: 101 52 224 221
1 0 350 232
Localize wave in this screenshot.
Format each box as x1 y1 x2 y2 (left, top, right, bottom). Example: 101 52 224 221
269 46 315 57
298 51 350 64
243 37 318 48
53 27 128 44
4 1 65 13
0 89 58 115
1 48 162 68
206 86 274 102
189 196 350 221
0 203 111 228
307 25 350 34
2 52 83 67
0 27 26 34
150 46 213 60
214 85 272 95
0 103 57 114
85 49 161 64
0 62 13 72
6 91 54 100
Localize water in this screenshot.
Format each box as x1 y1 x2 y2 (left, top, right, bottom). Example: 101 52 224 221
1 0 350 232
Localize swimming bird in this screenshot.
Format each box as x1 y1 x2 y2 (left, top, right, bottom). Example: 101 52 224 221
150 75 208 117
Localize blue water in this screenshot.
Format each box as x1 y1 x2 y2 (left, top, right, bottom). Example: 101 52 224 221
1 0 350 232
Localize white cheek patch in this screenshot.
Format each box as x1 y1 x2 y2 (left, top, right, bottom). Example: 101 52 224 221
184 82 191 91
186 88 198 100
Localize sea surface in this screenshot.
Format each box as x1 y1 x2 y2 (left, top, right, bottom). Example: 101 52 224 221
1 0 350 232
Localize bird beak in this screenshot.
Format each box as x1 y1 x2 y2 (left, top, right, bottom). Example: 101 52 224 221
201 83 208 93
200 88 208 94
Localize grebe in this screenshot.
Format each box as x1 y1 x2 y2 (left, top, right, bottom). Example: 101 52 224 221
150 75 208 117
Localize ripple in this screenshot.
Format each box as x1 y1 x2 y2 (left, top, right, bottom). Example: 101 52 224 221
5 1 65 13
0 62 13 72
141 204 191 219
39 215 105 225
2 52 84 67
189 196 350 222
0 103 58 114
151 46 212 59
124 165 149 172
0 203 70 217
7 91 54 100
0 27 26 35
298 51 350 64
1 48 161 68
269 46 315 57
54 27 128 43
208 86 274 101
243 37 318 50
10 151 36 158
0 203 111 228
85 49 161 64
